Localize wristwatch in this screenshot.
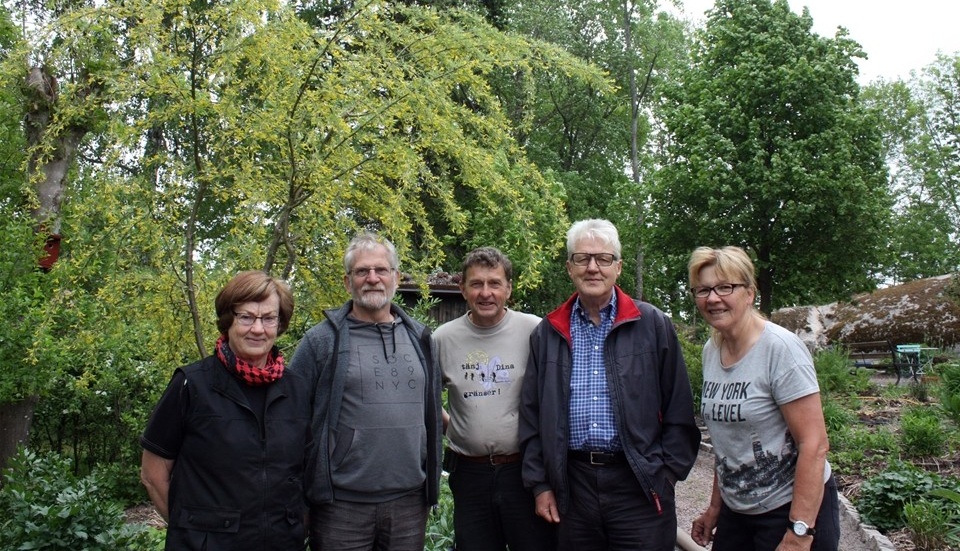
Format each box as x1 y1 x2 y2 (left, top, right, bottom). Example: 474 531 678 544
788 519 816 537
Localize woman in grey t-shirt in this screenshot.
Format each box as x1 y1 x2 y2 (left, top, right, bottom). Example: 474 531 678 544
686 246 839 551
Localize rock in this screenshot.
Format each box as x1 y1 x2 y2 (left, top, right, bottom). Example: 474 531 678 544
771 274 960 352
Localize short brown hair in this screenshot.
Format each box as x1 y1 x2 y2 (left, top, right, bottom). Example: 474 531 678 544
461 247 513 282
215 270 294 336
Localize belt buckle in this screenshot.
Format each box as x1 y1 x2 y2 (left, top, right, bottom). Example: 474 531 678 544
589 451 605 465
489 455 498 466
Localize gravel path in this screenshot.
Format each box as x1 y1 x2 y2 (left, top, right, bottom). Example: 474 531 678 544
673 443 891 551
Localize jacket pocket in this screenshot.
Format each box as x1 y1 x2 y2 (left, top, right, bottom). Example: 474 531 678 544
173 505 241 533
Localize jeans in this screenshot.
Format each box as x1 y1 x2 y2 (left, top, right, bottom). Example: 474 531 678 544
308 492 428 551
448 458 557 551
559 459 676 551
712 475 841 551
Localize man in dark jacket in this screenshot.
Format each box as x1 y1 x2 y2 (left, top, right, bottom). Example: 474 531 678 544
288 232 443 551
519 219 700 551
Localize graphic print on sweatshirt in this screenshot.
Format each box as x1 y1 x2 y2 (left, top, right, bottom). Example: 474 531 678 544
355 341 423 403
458 349 516 399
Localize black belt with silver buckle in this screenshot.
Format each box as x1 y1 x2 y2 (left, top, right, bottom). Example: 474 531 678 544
568 450 626 465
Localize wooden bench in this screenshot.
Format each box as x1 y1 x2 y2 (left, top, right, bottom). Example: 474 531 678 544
846 340 895 371
846 340 922 384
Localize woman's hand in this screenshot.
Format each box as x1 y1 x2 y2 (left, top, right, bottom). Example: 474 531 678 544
691 504 720 547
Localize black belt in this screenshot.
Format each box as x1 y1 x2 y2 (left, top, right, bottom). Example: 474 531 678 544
568 450 626 465
458 452 522 465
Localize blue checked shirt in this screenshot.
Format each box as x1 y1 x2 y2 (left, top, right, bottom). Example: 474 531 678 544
568 293 622 452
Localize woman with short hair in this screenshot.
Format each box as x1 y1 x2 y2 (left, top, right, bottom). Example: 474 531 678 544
140 270 310 550
688 247 839 551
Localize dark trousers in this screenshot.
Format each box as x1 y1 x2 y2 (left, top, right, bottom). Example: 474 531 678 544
448 458 557 551
308 492 428 551
712 475 841 551
559 459 676 551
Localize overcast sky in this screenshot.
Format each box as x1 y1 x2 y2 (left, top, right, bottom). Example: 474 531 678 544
669 0 960 83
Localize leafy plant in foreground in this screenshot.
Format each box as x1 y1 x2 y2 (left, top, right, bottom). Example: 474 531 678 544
904 498 955 551
859 460 960 532
0 448 156 550
425 474 455 551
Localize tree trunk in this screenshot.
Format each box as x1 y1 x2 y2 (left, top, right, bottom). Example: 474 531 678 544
0 65 97 471
0 396 39 474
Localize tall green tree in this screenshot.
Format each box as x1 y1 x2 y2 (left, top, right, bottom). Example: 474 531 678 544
649 0 890 314
501 0 687 310
0 0 608 470
863 56 960 282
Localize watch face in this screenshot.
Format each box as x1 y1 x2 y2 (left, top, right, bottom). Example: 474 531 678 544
792 521 810 536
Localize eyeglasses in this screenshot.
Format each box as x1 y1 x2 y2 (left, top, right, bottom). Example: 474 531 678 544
690 283 746 299
569 252 619 267
234 312 280 328
350 266 394 278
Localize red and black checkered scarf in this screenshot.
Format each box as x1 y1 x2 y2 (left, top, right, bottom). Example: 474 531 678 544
215 336 285 386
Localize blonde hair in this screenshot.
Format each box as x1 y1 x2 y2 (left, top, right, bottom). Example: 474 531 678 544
687 246 764 347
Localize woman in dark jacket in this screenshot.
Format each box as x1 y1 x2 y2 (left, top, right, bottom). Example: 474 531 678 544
140 270 312 551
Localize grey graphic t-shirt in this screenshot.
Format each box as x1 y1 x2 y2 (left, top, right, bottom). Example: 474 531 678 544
700 322 830 513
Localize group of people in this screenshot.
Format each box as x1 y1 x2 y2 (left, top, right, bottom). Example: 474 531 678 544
140 219 839 551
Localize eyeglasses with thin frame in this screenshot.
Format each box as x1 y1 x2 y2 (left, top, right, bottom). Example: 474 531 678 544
569 252 619 267
690 283 746 299
234 312 280 328
350 266 395 278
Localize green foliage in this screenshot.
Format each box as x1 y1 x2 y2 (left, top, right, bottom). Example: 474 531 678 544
0 448 157 550
0 0 612 487
406 295 443 330
0 219 54 401
816 347 871 396
907 380 930 403
31 354 167 502
821 398 854 437
861 54 960 281
859 460 960 532
829 424 896 478
503 0 690 308
650 0 890 314
939 362 960 426
679 332 704 413
425 474 455 551
900 406 945 458
904 498 956 551
928 488 960 546
947 275 960 306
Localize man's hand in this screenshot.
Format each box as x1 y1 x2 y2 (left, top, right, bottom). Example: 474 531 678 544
535 490 560 523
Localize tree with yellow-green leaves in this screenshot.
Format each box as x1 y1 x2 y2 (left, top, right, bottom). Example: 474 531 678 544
0 0 609 474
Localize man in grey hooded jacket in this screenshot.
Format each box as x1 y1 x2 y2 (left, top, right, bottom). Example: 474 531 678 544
289 232 442 551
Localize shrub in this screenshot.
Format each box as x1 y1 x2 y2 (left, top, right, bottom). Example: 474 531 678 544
908 380 930 402
816 347 870 396
900 406 946 457
31 354 168 503
0 448 156 550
